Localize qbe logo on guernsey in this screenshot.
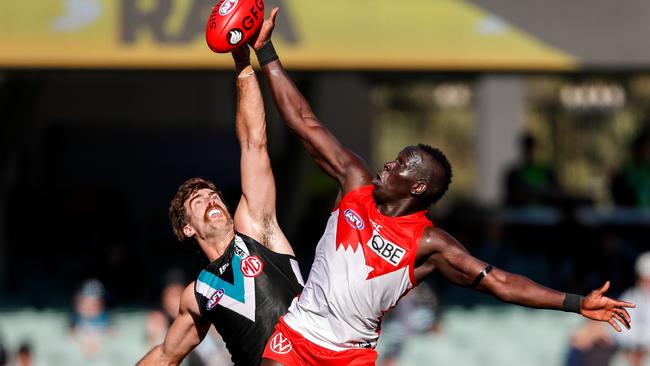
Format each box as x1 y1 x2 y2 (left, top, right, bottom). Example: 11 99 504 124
367 234 406 266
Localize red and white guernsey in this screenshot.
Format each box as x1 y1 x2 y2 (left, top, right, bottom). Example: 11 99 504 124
283 185 432 351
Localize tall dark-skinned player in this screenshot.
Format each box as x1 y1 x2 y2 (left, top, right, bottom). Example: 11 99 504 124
250 9 635 366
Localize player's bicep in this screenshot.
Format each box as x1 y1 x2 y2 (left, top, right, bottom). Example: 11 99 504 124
233 198 254 235
160 284 210 362
425 229 490 287
239 144 277 222
160 314 208 362
298 116 371 191
234 183 295 256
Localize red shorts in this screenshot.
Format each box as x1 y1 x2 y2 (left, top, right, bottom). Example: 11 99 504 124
262 317 377 366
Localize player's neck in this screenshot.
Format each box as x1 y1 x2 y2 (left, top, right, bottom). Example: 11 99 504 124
200 226 236 262
375 198 420 217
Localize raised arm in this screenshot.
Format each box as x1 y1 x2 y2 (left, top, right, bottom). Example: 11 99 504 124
251 9 371 194
415 227 635 332
230 46 293 256
137 283 210 366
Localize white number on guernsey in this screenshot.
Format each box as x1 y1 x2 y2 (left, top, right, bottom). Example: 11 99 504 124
366 233 405 266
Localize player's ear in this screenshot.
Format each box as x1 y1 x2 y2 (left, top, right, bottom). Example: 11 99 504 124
183 224 196 238
411 181 427 196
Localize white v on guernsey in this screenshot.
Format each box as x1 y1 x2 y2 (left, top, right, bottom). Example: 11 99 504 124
283 185 432 351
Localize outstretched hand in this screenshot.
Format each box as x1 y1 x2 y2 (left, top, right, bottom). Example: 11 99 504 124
250 7 279 51
581 281 635 332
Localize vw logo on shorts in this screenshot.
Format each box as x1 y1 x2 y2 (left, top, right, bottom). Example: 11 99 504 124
270 332 292 354
344 209 365 230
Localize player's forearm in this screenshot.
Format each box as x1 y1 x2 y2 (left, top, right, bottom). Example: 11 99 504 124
136 345 179 366
488 271 567 310
261 59 319 139
261 60 350 178
235 66 267 149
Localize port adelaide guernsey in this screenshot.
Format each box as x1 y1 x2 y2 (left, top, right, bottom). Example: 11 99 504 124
194 232 304 366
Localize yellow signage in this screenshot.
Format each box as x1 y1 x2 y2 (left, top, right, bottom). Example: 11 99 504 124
0 0 575 70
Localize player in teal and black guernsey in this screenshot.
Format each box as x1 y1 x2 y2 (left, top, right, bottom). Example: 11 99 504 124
194 232 303 365
137 41 304 366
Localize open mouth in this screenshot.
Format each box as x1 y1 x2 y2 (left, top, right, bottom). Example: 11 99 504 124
205 205 223 220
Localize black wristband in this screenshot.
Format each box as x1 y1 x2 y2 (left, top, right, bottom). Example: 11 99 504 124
470 264 493 288
562 293 583 313
255 41 279 67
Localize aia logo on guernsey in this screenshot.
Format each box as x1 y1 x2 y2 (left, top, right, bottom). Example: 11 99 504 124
218 0 238 15
240 256 264 277
206 289 225 310
344 209 365 230
270 332 292 354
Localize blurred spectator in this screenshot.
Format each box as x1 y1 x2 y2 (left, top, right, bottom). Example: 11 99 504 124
0 343 6 366
610 127 650 208
565 320 615 366
613 252 650 366
145 278 185 347
14 343 33 366
69 278 111 357
505 133 559 207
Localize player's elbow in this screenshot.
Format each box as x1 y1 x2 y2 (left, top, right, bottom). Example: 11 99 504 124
488 275 517 303
137 344 172 366
281 102 318 131
239 134 268 151
154 345 183 366
494 287 517 303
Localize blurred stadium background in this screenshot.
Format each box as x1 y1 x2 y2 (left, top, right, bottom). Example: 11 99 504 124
1 0 649 365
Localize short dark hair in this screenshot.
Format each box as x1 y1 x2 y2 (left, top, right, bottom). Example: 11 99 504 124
169 177 226 249
417 144 453 204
